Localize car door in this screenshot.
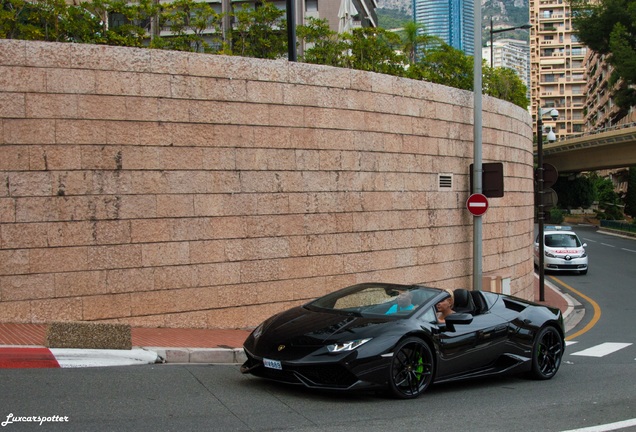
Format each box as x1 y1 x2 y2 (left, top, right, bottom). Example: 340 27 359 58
434 310 509 379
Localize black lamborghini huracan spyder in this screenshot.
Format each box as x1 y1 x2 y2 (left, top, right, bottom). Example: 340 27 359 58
241 282 565 399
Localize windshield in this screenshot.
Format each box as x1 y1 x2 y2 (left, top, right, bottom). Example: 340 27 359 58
545 233 582 248
306 283 440 317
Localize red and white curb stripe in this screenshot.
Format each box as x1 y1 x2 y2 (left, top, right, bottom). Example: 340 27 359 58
0 347 159 368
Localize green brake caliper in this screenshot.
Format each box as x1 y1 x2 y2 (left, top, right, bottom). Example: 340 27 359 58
415 354 424 380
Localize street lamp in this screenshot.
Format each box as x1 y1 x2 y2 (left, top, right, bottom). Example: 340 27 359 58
537 107 558 301
489 18 532 67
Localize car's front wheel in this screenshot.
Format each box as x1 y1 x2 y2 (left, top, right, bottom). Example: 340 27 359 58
530 325 563 380
388 337 434 399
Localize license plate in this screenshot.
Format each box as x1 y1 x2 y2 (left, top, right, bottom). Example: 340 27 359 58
263 358 282 370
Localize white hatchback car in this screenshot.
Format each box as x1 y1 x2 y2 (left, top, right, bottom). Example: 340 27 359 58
534 226 588 275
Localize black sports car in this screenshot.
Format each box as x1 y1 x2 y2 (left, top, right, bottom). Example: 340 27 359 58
241 282 564 399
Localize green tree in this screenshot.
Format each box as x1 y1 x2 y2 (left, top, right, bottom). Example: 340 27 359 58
343 27 407 76
0 0 105 43
296 17 348 67
399 21 439 65
589 172 624 219
1 0 62 41
151 0 222 53
417 44 473 90
84 0 151 47
624 167 636 217
231 2 286 59
61 3 106 44
569 0 636 110
484 66 529 108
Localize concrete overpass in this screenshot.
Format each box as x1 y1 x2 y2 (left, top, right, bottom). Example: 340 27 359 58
537 123 636 173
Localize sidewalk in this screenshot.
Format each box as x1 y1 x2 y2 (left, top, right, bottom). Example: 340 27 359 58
0 275 577 367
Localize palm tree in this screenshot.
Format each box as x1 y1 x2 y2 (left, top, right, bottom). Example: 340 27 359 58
400 21 440 64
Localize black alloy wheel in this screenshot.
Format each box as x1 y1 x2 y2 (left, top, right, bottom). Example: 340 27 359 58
388 337 434 399
531 325 563 380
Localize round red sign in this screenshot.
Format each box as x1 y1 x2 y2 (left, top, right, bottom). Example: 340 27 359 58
466 193 489 216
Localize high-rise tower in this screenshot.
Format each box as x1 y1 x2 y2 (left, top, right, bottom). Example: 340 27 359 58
413 0 474 56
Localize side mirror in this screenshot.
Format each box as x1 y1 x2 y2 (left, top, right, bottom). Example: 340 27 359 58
583 243 587 248
446 313 473 325
443 313 473 331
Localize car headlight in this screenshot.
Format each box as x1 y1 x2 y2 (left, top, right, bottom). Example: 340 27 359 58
545 251 557 258
327 338 371 353
581 252 587 258
252 322 264 339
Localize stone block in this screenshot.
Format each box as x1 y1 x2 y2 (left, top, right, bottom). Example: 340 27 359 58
0 93 26 118
31 298 83 322
0 273 55 301
46 68 96 94
0 300 30 321
26 41 71 68
3 119 56 144
45 321 132 349
160 348 190 363
83 293 132 320
95 70 141 96
189 348 235 364
0 40 26 65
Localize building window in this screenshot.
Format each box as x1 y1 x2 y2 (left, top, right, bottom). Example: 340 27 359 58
306 0 318 12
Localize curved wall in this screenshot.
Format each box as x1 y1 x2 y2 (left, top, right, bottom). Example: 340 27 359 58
0 40 534 329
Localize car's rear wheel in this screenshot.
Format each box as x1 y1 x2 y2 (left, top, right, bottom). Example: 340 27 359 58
530 325 563 380
388 337 434 399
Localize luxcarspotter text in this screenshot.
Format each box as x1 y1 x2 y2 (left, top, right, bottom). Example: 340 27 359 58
2 413 69 426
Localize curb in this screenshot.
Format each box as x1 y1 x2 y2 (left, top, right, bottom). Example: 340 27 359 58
149 347 247 365
51 348 159 368
543 277 584 333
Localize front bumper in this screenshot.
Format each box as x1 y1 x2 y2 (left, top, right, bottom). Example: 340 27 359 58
241 347 390 391
543 256 587 271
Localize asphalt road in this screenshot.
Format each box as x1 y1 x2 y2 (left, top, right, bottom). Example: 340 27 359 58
1 225 634 432
548 226 636 342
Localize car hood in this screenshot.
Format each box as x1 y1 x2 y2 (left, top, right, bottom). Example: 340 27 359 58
248 306 393 359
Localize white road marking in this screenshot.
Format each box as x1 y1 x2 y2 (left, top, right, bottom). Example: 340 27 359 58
620 248 636 253
600 243 616 248
569 342 632 358
560 417 636 432
565 341 578 346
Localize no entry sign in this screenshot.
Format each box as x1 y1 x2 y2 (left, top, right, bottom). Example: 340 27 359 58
466 193 489 216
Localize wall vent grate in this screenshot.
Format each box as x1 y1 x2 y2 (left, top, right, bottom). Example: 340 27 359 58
438 173 453 190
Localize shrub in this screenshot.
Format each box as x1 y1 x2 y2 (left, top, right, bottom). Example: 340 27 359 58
548 208 564 224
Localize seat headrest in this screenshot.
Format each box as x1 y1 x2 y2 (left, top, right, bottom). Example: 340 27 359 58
453 289 475 313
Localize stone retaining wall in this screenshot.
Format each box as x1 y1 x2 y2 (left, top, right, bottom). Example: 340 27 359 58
0 40 534 329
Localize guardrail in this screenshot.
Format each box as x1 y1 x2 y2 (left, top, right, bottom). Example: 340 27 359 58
555 122 636 142
600 220 636 234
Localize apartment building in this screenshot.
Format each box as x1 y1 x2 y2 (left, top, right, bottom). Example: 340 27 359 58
484 38 531 103
529 0 587 140
584 51 636 131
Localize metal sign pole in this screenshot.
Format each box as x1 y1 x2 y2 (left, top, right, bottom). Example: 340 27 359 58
537 109 545 301
473 0 483 292
286 0 297 61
